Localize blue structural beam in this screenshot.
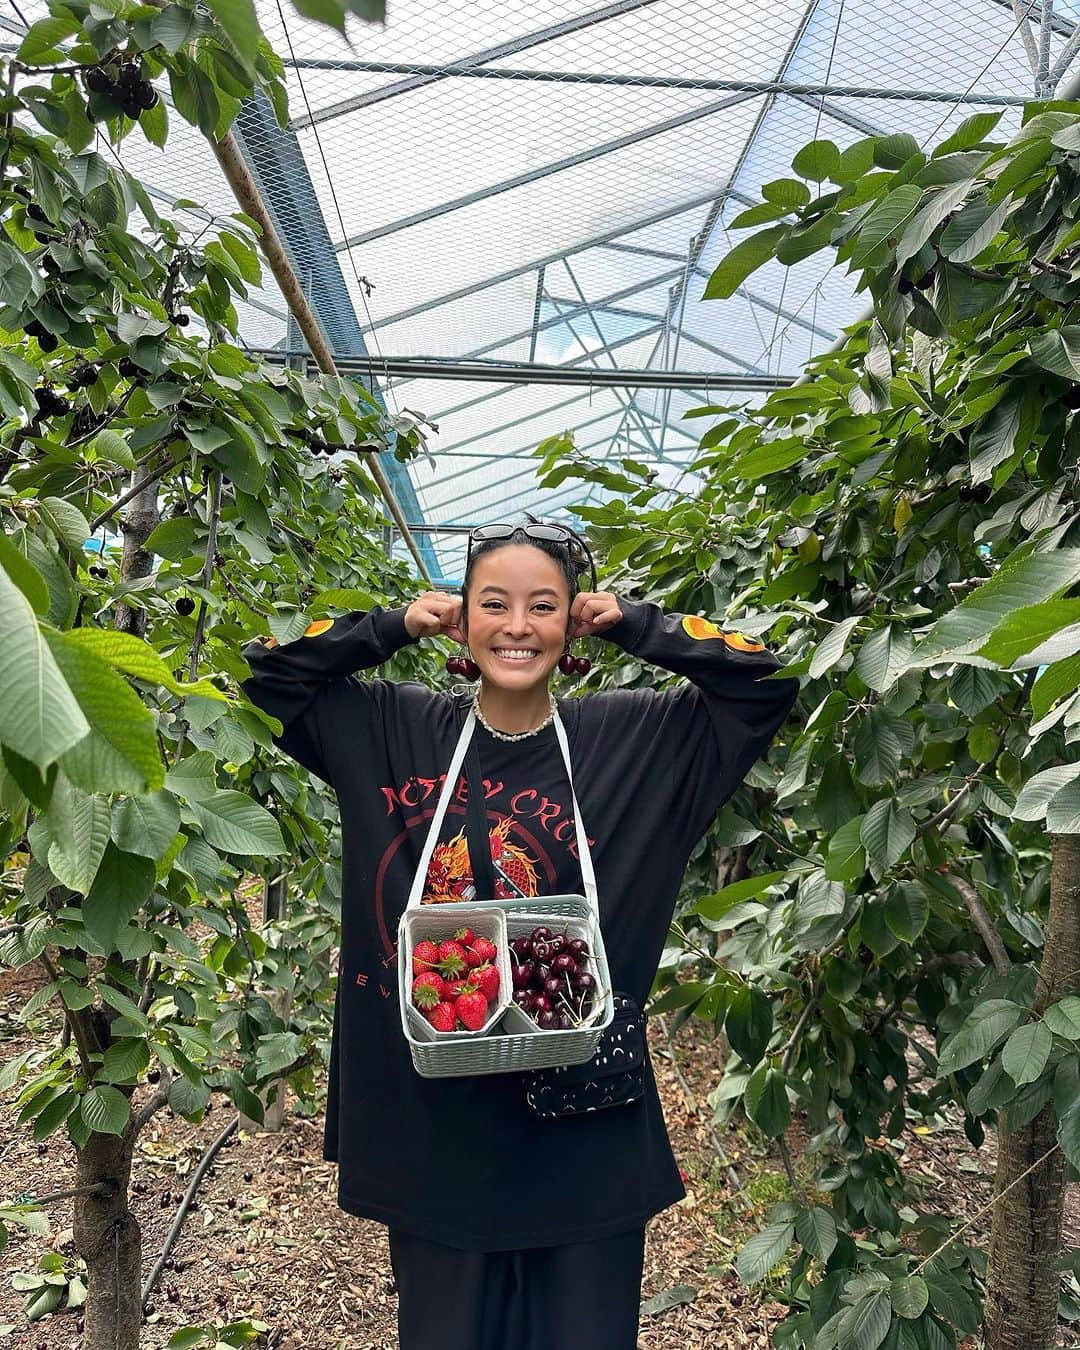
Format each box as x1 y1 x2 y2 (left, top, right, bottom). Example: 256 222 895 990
233 91 441 580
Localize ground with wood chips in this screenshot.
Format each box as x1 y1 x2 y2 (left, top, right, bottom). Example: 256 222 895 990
2 945 1077 1348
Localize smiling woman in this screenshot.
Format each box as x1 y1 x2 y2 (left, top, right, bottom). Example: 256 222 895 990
238 516 799 1350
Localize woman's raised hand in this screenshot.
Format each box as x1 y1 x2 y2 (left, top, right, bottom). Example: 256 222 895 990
569 590 623 639
404 591 465 644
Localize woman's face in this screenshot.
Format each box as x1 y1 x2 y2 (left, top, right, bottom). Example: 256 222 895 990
464 544 570 693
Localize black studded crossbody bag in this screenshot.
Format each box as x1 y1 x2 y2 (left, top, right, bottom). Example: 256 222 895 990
521 991 648 1118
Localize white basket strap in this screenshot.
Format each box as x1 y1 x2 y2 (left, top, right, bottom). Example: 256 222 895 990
551 709 598 913
405 707 477 911
405 703 598 918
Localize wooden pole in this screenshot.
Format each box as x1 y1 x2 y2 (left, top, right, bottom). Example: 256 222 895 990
210 132 433 585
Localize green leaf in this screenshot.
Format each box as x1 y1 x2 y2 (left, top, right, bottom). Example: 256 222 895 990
691 870 787 920
1001 1020 1052 1086
851 186 924 267
63 628 224 701
0 565 89 768
725 985 773 1066
932 111 1004 156
1028 327 1080 379
151 3 197 52
112 791 181 861
1043 996 1080 1039
967 1056 1018 1116
809 615 861 680
860 800 917 875
825 816 867 884
744 1064 790 1136
1013 764 1080 821
83 843 156 951
762 178 811 209
183 789 285 855
776 212 837 266
874 133 921 169
977 598 1080 668
937 1000 1024 1075
914 547 1080 665
640 1285 698 1316
940 196 1009 263
39 497 90 555
1058 1099 1080 1171
96 980 149 1031
43 776 110 895
703 225 789 300
145 516 202 561
140 94 168 150
735 1220 794 1284
795 1205 837 1262
205 0 260 74
890 1276 929 1319
883 882 929 942
792 139 841 182
724 436 807 482
17 15 79 64
89 429 136 469
79 1084 130 1136
839 1290 892 1350
44 630 163 795
0 532 49 616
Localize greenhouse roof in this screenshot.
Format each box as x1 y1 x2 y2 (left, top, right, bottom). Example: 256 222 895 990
6 0 1079 583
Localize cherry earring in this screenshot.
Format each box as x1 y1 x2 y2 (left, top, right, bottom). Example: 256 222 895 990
559 644 592 677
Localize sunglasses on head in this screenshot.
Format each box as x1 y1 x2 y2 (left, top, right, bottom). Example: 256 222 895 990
465 522 597 592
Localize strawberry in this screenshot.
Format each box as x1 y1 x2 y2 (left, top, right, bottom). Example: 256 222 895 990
470 962 500 1003
452 925 475 947
412 939 440 976
463 946 484 969
411 971 445 1010
443 978 469 1001
470 935 497 964
437 940 468 979
426 1001 458 1033
456 985 489 1031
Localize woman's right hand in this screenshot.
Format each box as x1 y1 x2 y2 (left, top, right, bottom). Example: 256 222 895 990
404 592 465 644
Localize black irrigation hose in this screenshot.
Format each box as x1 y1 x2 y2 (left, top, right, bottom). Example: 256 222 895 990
141 1112 239 1310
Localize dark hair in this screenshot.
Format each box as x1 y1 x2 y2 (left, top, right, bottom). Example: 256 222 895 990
461 513 591 616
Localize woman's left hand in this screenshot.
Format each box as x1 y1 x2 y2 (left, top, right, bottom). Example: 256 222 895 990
569 590 623 639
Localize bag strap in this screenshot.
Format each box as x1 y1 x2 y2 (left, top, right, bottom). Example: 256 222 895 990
463 736 496 901
405 705 597 913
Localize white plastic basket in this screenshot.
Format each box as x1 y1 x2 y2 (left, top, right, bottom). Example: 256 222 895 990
399 896 614 1078
398 903 510 1042
397 706 614 1079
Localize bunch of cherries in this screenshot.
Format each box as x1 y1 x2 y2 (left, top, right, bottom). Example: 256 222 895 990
509 925 598 1030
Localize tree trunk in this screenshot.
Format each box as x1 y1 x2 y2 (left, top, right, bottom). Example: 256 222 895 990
72 1130 142 1350
984 832 1080 1350
114 458 161 638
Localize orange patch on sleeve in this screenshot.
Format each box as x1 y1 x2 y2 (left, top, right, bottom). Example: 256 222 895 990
681 615 765 651
303 619 334 638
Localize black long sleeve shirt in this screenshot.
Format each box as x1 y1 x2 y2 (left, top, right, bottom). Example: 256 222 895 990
239 598 799 1251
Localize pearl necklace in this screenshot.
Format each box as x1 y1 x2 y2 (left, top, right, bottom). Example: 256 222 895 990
472 691 556 742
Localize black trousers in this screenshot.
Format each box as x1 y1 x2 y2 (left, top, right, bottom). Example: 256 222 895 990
387 1223 647 1350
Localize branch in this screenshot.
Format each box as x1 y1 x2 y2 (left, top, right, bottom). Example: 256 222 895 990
1013 0 1042 81
777 1135 809 1208
122 1068 174 1149
779 992 818 1073
88 446 174 531
36 949 96 1079
942 870 1012 974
